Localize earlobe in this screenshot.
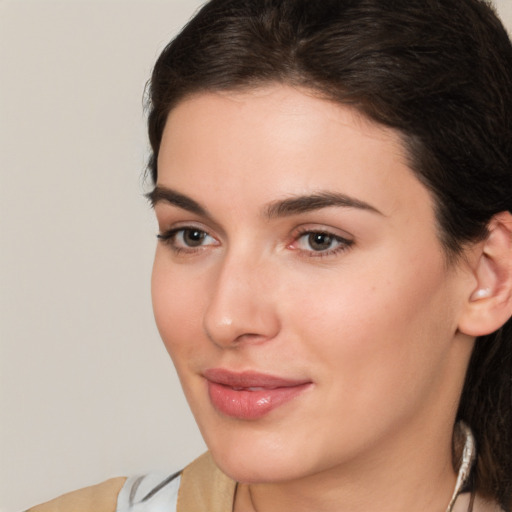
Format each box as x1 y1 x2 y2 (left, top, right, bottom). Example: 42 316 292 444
458 211 512 337
470 287 492 300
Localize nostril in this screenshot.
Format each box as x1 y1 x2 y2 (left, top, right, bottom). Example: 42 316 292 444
204 314 280 348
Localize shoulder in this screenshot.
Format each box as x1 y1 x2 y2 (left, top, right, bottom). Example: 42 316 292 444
26 477 127 512
25 452 235 512
25 472 182 512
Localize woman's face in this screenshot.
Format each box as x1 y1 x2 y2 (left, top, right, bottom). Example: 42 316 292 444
151 85 474 483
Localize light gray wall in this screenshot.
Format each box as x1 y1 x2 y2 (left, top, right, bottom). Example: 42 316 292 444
0 2 206 511
1 1 511 510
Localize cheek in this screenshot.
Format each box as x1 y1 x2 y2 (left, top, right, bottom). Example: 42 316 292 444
151 253 205 361
286 250 457 393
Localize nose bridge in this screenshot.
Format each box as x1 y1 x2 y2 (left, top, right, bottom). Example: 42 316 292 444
203 247 279 348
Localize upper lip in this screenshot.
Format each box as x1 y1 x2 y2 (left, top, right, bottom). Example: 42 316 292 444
203 368 311 389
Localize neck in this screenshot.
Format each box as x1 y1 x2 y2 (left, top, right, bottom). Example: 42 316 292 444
234 418 458 512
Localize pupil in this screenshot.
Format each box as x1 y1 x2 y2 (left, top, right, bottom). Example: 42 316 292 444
184 229 205 246
309 233 332 251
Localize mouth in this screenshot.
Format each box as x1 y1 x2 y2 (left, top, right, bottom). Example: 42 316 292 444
203 368 312 420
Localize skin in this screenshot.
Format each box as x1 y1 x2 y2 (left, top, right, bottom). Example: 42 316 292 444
151 85 478 512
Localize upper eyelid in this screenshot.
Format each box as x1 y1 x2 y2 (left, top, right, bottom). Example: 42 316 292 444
296 230 352 243
293 223 354 240
153 203 226 237
159 225 216 239
293 229 354 246
291 223 354 244
157 219 216 237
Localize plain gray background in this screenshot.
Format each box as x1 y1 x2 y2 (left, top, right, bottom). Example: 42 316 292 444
1 1 511 510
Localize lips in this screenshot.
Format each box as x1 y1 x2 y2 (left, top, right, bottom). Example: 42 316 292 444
204 368 312 420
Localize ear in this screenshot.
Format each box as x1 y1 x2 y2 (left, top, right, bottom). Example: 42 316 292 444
458 211 512 337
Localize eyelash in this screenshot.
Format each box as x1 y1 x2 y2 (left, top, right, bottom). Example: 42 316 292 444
157 227 353 258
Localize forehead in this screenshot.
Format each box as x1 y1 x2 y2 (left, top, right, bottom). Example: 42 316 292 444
161 85 402 156
157 85 432 221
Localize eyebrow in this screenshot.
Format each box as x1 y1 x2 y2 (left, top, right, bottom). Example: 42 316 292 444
147 186 383 219
147 186 208 217
264 192 383 218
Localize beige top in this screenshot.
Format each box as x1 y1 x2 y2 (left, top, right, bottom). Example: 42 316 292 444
26 477 127 512
26 453 235 512
177 452 236 511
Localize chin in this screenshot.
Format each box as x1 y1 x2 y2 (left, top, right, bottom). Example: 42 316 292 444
204 432 314 484
213 454 301 484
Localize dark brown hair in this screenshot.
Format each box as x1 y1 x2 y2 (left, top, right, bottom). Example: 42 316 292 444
146 0 512 507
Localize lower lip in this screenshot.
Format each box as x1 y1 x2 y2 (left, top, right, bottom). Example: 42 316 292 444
207 381 311 420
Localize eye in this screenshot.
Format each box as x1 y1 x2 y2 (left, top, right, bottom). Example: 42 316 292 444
175 228 210 247
157 227 218 252
291 229 353 257
302 232 337 251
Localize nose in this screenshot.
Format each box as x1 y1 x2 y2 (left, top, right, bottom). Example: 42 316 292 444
203 254 280 349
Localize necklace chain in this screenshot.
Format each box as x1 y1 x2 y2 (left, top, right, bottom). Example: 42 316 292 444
446 422 476 512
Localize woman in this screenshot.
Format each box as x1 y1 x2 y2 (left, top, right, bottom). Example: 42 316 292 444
29 0 512 511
